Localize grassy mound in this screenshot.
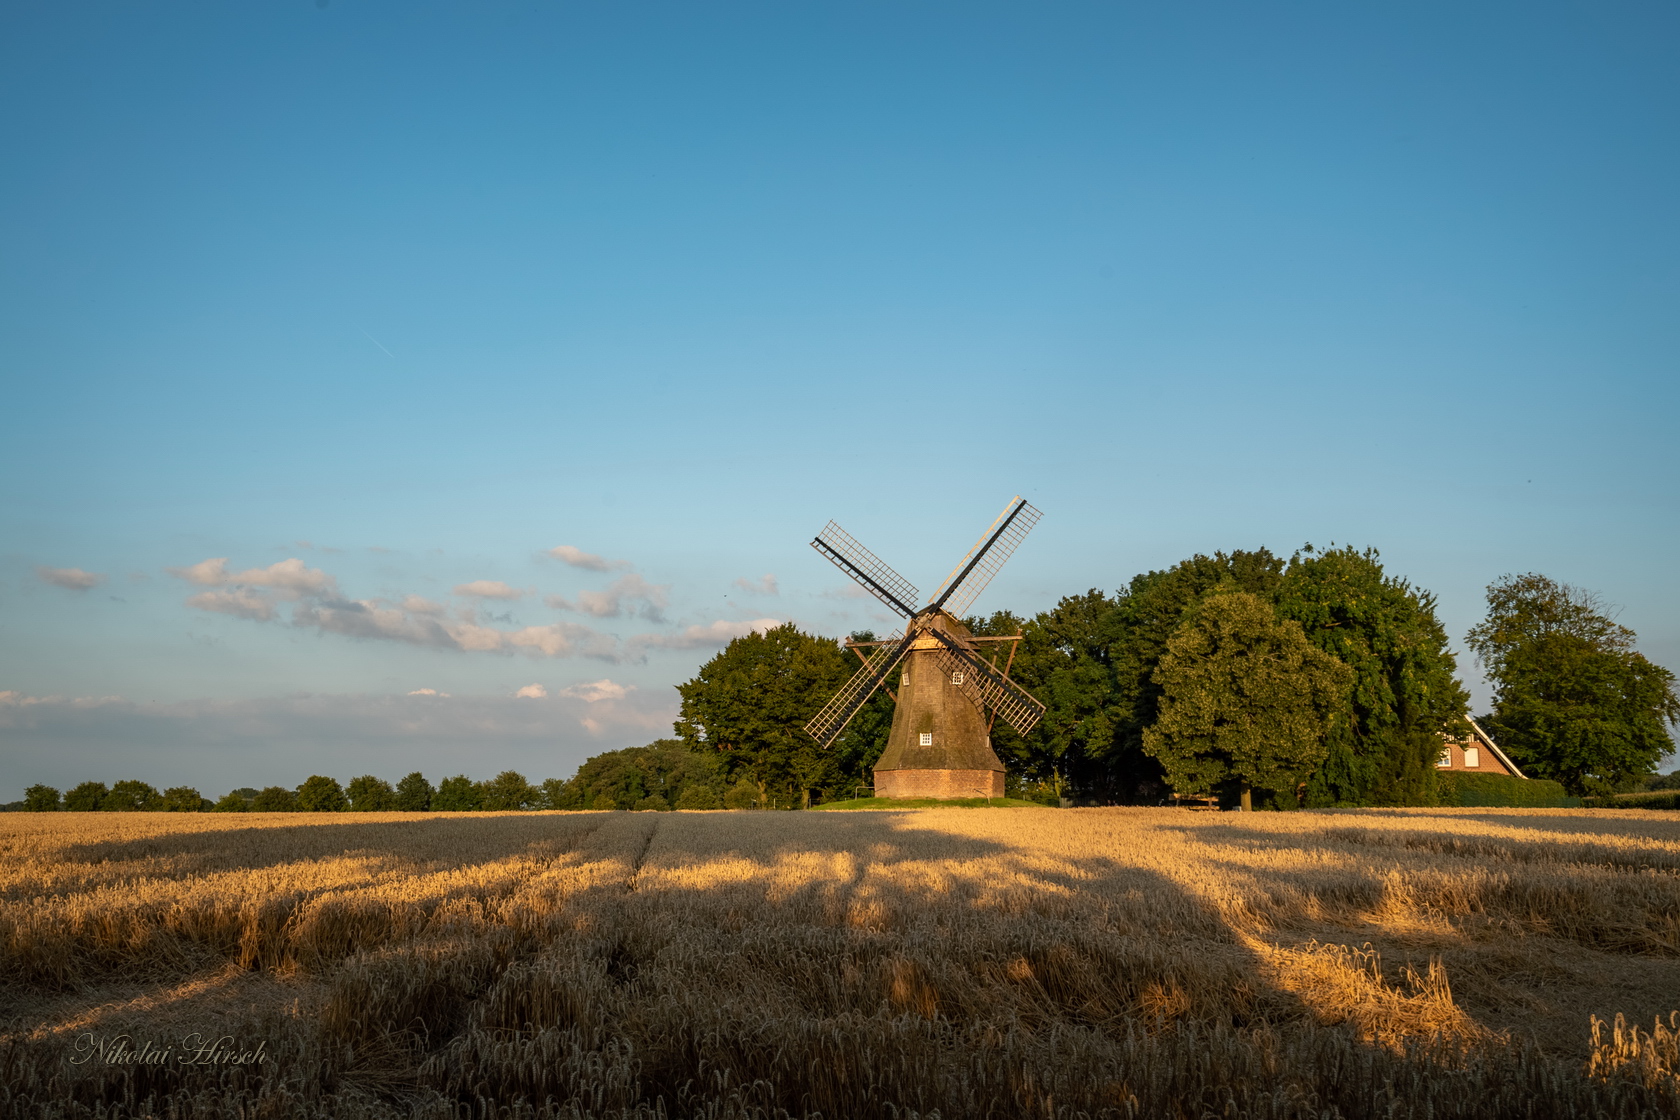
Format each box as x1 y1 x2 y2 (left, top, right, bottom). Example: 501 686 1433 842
812 796 1048 810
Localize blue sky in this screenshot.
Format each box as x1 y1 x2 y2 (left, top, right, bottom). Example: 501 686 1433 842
2 1 1676 795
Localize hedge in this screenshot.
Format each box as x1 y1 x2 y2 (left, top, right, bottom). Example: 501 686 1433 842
1436 771 1578 808
1581 790 1680 811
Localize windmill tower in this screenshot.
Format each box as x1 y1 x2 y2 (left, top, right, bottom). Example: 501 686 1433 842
805 497 1046 799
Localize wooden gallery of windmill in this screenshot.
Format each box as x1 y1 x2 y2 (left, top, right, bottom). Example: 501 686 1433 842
804 497 1047 799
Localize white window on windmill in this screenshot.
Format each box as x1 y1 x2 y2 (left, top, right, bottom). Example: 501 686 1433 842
951 670 965 685
1438 746 1453 768
1463 747 1480 768
919 732 933 746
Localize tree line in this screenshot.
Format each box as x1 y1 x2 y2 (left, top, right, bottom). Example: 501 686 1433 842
15 547 1677 812
18 744 762 814
672 548 1677 806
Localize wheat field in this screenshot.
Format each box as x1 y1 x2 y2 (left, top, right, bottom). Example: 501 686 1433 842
2 806 1678 1119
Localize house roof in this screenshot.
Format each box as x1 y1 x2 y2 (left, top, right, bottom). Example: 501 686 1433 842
1465 717 1526 779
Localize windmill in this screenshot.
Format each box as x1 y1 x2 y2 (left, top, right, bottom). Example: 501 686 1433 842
806 496 1046 799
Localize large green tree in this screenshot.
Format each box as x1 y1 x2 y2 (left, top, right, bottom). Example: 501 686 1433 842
104 780 161 811
480 770 537 810
1467 574 1678 795
295 775 347 812
1277 546 1469 806
675 623 888 807
346 775 395 811
985 550 1287 801
64 781 107 811
393 772 434 811
1143 592 1353 809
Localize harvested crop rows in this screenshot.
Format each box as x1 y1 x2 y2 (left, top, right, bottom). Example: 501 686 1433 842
2 807 1679 1118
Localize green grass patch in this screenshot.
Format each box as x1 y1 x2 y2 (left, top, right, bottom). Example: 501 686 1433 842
812 796 1049 811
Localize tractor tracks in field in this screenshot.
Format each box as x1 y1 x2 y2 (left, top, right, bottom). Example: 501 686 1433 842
625 816 659 894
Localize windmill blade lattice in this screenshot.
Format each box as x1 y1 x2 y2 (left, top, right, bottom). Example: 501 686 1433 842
928 630 1047 738
804 630 914 747
812 521 920 618
928 497 1042 620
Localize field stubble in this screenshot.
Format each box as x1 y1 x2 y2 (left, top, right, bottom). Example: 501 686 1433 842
1 806 1677 1118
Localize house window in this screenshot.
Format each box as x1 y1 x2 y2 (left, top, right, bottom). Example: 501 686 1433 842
1464 747 1480 768
919 732 933 746
1438 747 1452 768
951 671 965 686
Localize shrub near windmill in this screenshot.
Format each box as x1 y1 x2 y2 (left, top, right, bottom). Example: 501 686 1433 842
806 497 1047 799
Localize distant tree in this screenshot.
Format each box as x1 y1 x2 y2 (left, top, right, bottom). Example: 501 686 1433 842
251 786 298 811
1277 546 1469 807
1144 592 1353 809
536 777 568 810
24 784 61 811
723 779 760 810
393 772 434 811
590 791 616 811
674 784 722 810
434 775 482 811
1467 574 1679 795
212 790 251 812
676 623 880 808
555 741 722 811
481 770 535 811
295 775 347 812
633 793 670 811
104 780 161 811
345 775 395 811
160 786 209 812
64 782 108 811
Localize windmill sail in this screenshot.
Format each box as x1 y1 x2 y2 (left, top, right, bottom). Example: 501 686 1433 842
928 629 1047 738
928 497 1041 620
812 521 920 617
804 630 915 747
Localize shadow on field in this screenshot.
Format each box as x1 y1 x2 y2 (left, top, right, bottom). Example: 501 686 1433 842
1154 814 1680 1060
50 812 607 877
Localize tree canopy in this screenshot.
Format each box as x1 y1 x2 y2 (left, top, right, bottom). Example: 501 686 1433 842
1143 592 1353 807
675 622 890 807
978 546 1466 805
548 740 721 810
1467 574 1678 794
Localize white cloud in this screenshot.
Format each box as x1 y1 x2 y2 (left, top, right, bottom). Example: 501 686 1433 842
185 589 278 621
514 683 548 699
733 574 779 596
548 573 670 621
35 566 106 591
629 618 781 652
558 679 631 702
164 553 627 660
545 545 629 572
168 557 338 598
454 580 523 600
401 595 447 615
159 553 782 664
407 688 448 696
